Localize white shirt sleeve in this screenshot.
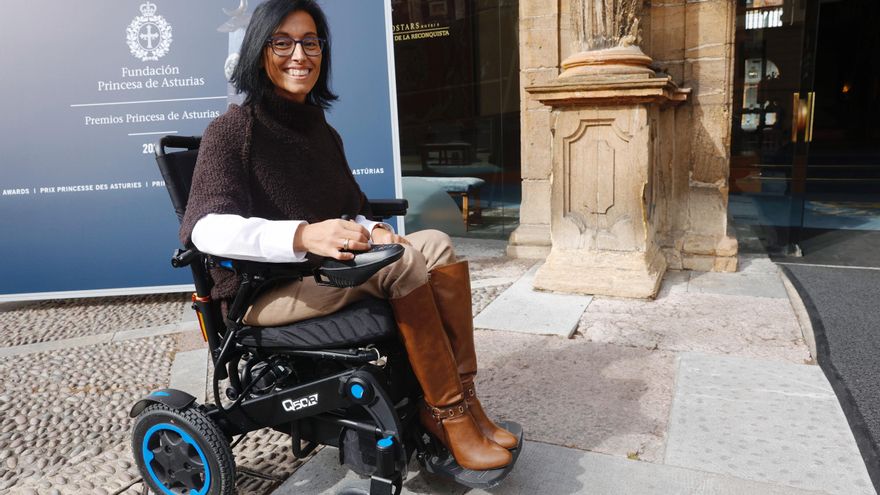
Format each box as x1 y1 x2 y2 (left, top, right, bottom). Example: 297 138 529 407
355 215 393 238
191 214 308 263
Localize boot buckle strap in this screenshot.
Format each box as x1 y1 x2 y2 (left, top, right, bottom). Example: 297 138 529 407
463 383 476 398
429 403 467 421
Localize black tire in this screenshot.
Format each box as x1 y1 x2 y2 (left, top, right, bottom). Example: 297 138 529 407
131 403 235 495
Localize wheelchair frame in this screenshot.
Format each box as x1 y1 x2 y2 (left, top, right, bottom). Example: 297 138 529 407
128 135 520 495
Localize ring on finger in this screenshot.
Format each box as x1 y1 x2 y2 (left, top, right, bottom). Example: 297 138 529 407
342 238 350 251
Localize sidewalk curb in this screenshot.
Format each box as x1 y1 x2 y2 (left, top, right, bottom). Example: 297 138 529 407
779 269 817 362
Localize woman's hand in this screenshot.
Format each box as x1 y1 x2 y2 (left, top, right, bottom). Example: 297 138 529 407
294 219 370 260
371 225 410 246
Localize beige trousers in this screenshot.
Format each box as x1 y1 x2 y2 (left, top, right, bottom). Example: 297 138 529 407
244 229 457 327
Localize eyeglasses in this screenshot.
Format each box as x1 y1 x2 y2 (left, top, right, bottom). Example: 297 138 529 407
266 36 325 57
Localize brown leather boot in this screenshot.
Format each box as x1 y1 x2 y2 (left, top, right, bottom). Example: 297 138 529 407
429 261 518 450
390 283 511 470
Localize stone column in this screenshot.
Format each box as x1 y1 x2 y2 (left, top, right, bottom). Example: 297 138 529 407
526 0 689 298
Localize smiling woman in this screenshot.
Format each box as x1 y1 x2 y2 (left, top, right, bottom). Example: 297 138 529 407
178 0 518 475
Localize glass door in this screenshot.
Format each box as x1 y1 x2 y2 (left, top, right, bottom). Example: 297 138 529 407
731 0 880 262
800 0 880 236
730 0 812 254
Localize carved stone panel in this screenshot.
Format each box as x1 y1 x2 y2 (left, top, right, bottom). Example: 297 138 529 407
558 115 639 250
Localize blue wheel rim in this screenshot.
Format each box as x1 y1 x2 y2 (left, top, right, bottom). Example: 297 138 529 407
141 423 212 495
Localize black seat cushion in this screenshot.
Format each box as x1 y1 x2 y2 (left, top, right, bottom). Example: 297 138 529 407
236 298 398 350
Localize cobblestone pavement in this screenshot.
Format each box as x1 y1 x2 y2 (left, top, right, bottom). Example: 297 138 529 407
0 294 188 347
0 248 518 494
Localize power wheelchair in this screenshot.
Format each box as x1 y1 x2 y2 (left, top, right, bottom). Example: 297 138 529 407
128 135 522 495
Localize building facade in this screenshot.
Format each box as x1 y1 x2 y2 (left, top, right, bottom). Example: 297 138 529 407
394 0 880 290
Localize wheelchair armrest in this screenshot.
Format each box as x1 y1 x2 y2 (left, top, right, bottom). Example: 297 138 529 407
175 246 405 325
369 199 408 219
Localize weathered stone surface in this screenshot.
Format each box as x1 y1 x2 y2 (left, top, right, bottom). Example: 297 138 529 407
506 224 552 259
667 353 874 494
688 104 732 182
518 180 551 224
535 246 667 298
579 283 810 364
684 0 733 53
715 235 738 257
520 2 558 22
515 0 739 274
474 330 675 462
682 253 715 272
520 111 553 179
526 79 691 296
649 4 686 62
519 14 558 70
713 255 738 272
686 186 727 240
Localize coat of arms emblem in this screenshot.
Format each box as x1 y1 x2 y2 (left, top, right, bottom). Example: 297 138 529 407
127 2 173 62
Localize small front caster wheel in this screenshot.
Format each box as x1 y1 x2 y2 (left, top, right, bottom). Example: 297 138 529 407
131 404 234 495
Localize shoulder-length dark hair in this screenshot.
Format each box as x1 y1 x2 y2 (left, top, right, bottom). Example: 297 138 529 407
230 0 338 108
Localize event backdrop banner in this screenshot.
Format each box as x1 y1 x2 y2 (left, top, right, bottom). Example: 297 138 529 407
0 0 401 301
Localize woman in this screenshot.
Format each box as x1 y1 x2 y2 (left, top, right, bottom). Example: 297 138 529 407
180 0 515 471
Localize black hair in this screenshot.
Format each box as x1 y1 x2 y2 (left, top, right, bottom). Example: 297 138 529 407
230 0 337 108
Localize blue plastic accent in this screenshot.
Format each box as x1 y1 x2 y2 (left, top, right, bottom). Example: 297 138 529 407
219 260 233 269
377 436 394 448
141 423 211 495
350 384 365 399
151 391 170 397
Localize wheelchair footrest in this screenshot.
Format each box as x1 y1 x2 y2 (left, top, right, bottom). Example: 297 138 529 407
419 420 523 490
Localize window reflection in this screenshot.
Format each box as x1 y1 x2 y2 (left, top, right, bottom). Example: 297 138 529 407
392 0 521 238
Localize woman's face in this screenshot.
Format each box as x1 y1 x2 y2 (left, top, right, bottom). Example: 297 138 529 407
263 10 322 103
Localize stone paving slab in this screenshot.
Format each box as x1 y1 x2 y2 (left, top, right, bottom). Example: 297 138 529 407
665 353 875 495
273 441 829 495
466 257 538 282
113 320 200 342
474 265 592 338
170 349 210 402
470 276 520 290
687 270 788 299
470 330 674 462
451 237 508 260
580 286 811 364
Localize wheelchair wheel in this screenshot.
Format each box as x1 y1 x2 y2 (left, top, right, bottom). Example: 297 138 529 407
131 403 235 495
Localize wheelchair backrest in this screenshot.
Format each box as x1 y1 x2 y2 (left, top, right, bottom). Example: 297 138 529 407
155 135 201 223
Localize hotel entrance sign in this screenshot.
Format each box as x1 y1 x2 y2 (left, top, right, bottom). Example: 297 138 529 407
0 0 400 301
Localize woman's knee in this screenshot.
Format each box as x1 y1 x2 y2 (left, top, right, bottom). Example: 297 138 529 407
382 243 429 298
407 229 457 268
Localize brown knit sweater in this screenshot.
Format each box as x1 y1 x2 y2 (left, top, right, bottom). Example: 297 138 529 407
180 92 372 300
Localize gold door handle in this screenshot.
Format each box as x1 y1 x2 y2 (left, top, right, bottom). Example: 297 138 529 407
806 92 816 142
791 92 816 142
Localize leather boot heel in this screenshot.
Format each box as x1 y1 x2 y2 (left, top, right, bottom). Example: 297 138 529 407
463 380 518 450
418 401 511 470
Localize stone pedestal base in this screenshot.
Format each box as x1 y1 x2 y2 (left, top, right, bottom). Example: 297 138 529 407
507 224 552 259
534 245 666 298
525 57 689 299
